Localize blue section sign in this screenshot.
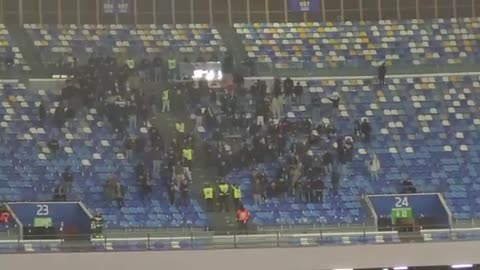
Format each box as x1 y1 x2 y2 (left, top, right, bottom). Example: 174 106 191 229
366 193 452 229
289 0 321 12
7 202 92 236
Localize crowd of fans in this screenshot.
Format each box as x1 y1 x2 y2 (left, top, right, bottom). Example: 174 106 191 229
40 53 202 208
176 74 379 207
39 52 417 218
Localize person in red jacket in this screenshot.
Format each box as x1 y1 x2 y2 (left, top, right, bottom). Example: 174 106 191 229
236 203 250 233
0 210 10 224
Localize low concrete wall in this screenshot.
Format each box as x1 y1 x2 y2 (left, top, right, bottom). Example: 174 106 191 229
2 241 480 270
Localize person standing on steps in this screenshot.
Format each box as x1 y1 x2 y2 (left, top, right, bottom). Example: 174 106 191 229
232 184 242 210
368 153 381 181
203 183 214 212
217 180 230 212
378 62 386 85
162 86 171 113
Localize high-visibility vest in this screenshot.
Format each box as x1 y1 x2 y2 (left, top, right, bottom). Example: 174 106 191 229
219 184 229 195
94 217 104 228
183 148 193 161
203 187 213 199
176 122 185 133
126 59 135 69
232 186 241 199
168 59 176 70
162 89 170 101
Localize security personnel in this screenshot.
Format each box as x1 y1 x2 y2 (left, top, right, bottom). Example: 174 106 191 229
232 184 242 210
175 120 185 141
168 56 177 80
182 147 193 168
175 121 185 133
203 183 214 212
236 203 250 233
162 87 170 113
217 180 230 212
91 213 104 239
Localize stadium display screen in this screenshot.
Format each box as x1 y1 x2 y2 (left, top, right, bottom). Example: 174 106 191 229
179 62 223 81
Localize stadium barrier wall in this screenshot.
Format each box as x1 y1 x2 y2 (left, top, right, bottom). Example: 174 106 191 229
2 240 480 270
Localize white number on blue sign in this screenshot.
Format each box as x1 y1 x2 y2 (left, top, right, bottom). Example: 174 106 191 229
36 204 49 216
395 197 409 208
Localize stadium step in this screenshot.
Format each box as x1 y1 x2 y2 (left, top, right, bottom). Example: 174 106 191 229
6 24 46 77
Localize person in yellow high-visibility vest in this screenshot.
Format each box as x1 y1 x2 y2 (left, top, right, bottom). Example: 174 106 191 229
175 121 185 141
182 147 193 172
232 184 242 210
217 180 230 212
175 121 185 134
162 88 170 112
168 56 177 81
203 183 214 212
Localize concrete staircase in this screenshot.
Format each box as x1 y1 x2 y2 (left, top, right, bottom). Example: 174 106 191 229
216 24 248 72
7 25 46 77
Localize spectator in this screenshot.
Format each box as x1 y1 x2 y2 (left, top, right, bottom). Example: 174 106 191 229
105 176 117 202
53 105 66 128
331 169 340 195
38 101 46 123
368 153 381 181
174 161 185 186
293 82 303 104
179 180 189 205
167 181 177 205
62 166 74 194
378 62 386 85
48 138 60 156
151 146 163 178
293 176 305 202
114 177 125 208
270 95 283 120
312 177 325 203
322 151 333 175
153 55 163 82
360 118 372 143
284 77 294 97
142 172 153 194
236 203 250 234
127 100 137 129
328 93 340 119
124 136 135 160
53 182 67 201
401 178 416 193
252 178 263 205
353 119 361 138
148 127 163 149
135 136 146 155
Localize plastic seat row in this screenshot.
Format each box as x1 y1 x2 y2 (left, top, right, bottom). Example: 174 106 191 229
25 24 226 64
235 18 480 69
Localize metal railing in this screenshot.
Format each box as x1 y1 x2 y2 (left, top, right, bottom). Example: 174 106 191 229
2 222 480 253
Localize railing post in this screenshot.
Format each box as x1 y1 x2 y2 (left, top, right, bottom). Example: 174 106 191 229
17 230 21 251
233 233 237 248
190 231 194 249
147 233 151 250
276 231 280 247
104 234 107 252
363 226 366 241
